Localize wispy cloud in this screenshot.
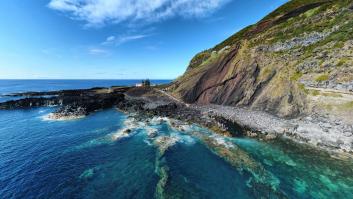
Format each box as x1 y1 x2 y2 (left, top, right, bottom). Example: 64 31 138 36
102 34 150 46
48 0 230 26
88 47 110 55
105 36 116 42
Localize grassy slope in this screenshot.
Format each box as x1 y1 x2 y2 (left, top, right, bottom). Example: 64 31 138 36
188 0 352 70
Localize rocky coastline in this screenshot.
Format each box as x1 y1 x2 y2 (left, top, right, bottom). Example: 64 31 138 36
118 87 353 155
0 86 127 111
0 86 352 155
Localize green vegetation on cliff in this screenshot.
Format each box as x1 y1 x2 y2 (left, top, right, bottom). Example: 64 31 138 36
171 0 353 118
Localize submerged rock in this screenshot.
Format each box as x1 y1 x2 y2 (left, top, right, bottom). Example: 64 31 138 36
154 136 179 156
146 128 158 138
123 129 132 134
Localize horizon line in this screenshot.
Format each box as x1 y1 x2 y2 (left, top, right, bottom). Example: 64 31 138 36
0 78 174 80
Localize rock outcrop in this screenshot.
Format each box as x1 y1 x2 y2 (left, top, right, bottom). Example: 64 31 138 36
0 87 128 119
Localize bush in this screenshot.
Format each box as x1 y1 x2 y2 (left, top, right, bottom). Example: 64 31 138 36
290 71 303 81
315 74 329 82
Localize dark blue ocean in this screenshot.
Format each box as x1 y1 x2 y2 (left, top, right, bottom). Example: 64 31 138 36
0 80 353 199
0 80 171 102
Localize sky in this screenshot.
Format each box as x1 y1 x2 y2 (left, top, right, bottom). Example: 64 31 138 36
0 0 288 79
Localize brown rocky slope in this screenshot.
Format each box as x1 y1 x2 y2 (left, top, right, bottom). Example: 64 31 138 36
167 0 353 152
169 0 353 119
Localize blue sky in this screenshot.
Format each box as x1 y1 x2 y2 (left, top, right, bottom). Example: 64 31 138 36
0 0 287 79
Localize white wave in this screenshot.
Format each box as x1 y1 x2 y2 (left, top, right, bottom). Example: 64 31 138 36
40 114 53 121
40 113 85 121
154 135 180 153
171 124 194 132
170 132 195 145
180 124 194 132
149 116 171 126
123 117 148 129
111 128 134 141
111 117 147 141
152 132 196 153
145 126 158 138
210 135 235 149
123 117 138 127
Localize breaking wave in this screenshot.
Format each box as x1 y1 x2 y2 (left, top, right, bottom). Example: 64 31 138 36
40 113 85 121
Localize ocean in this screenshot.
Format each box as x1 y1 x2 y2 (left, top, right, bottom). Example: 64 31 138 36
0 80 353 199
0 79 171 102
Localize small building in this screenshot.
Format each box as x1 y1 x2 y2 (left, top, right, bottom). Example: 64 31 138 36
142 79 151 87
136 79 151 87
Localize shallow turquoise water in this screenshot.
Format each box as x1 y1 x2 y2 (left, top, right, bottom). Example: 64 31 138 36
0 108 352 199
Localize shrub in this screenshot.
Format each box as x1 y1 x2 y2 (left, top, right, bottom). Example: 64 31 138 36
298 83 309 94
290 71 303 81
315 74 329 82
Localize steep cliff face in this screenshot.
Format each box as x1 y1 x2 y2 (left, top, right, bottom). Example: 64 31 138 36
170 0 353 119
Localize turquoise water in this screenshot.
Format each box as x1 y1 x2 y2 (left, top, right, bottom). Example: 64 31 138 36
1 108 353 199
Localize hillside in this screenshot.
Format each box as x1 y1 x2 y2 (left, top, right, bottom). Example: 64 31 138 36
169 0 353 124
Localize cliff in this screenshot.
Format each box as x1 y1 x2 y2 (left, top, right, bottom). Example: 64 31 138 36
169 0 353 123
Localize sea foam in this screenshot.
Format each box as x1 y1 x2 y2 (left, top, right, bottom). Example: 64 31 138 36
40 113 85 121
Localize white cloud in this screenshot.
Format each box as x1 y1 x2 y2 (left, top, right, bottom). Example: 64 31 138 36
106 36 115 42
102 34 149 45
88 47 109 55
115 34 148 45
48 0 230 26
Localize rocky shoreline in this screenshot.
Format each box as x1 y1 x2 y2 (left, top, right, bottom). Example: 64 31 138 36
0 86 352 154
0 86 128 112
115 87 353 154
194 105 353 154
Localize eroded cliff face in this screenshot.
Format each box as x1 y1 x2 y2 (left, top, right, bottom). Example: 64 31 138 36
169 0 353 119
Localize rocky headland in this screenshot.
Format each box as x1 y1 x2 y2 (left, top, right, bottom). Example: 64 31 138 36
0 87 128 119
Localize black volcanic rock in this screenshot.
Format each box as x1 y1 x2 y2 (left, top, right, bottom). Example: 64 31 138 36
0 97 60 109
0 87 128 117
